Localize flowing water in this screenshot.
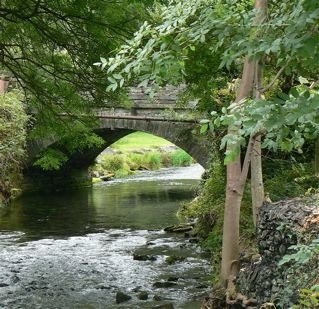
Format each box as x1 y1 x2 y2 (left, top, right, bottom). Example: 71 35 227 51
0 164 211 309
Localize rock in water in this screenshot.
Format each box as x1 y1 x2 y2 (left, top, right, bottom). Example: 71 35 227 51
138 291 149 300
133 253 157 261
152 303 175 309
153 281 178 288
115 291 132 304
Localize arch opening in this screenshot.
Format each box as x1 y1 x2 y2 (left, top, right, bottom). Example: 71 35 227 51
91 131 204 182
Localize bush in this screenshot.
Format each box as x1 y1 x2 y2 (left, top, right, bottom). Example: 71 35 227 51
0 90 28 204
100 154 132 177
145 152 162 170
264 161 314 202
127 153 144 170
171 150 193 166
101 154 125 172
160 152 172 167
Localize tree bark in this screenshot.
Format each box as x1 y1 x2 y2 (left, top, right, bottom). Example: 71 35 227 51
251 59 265 226
251 134 264 226
221 58 255 282
0 78 9 94
220 0 268 283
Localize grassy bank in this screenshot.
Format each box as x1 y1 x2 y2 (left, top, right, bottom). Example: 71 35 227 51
111 131 174 152
91 132 194 181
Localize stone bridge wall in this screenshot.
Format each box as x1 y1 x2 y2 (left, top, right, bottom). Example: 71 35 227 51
23 86 209 191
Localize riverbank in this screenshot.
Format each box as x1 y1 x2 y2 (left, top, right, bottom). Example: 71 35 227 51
91 132 194 182
201 196 319 308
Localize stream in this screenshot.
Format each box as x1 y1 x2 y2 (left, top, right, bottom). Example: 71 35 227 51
0 164 211 309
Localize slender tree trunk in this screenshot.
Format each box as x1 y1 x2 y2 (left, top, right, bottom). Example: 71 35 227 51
220 0 268 283
251 135 264 226
221 58 255 282
251 60 265 226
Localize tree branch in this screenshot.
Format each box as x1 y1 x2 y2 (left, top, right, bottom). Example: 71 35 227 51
259 59 291 93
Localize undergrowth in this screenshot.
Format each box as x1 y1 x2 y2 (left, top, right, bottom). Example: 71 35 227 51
93 149 194 178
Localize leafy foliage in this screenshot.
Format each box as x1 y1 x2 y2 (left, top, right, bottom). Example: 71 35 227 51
277 237 319 308
33 149 68 171
0 91 28 203
293 286 319 309
1 0 152 169
279 238 319 266
212 85 319 162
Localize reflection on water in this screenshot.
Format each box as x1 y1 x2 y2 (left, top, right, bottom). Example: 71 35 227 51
0 182 198 240
0 164 210 308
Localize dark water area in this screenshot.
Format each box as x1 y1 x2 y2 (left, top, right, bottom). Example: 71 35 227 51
0 165 211 308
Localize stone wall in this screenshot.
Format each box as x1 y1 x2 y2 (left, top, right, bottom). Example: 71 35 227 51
237 197 319 307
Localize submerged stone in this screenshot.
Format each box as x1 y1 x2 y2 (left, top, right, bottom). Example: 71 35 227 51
133 253 157 261
138 291 149 300
152 303 175 309
153 281 178 288
115 291 132 304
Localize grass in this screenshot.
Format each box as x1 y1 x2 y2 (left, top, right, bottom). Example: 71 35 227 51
92 131 195 180
171 149 193 166
111 132 173 152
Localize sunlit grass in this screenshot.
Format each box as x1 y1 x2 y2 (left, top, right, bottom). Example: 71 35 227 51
111 132 173 152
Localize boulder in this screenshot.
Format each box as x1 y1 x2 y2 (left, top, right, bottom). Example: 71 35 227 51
133 253 157 261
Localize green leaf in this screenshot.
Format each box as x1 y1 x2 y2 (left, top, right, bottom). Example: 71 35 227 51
298 76 310 84
200 123 209 134
290 88 299 98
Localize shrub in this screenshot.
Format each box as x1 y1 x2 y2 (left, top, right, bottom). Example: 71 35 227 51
145 152 162 170
0 91 28 204
264 161 313 202
127 153 144 170
160 152 172 167
171 150 193 166
101 154 125 173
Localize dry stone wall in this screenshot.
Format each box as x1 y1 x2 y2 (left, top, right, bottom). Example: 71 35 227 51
237 197 319 307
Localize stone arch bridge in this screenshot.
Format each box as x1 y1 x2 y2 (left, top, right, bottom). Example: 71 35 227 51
24 87 211 191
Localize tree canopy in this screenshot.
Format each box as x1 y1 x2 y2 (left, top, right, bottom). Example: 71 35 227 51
1 0 153 167
96 0 319 157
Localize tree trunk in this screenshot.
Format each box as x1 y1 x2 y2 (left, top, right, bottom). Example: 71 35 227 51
221 139 242 281
220 0 268 283
0 79 9 94
251 60 265 226
221 58 255 282
251 134 264 226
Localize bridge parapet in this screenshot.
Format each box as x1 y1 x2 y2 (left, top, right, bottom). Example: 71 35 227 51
93 107 197 122
92 85 198 120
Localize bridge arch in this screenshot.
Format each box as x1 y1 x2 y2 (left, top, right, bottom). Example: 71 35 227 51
25 116 210 191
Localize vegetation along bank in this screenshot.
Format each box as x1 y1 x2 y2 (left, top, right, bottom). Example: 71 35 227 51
90 132 194 182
